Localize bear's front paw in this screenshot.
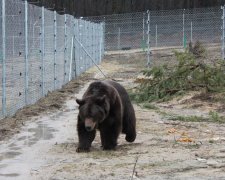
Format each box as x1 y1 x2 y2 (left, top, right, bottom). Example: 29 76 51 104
76 147 90 153
102 146 116 151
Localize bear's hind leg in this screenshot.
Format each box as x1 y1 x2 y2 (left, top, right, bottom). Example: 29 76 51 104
122 104 136 142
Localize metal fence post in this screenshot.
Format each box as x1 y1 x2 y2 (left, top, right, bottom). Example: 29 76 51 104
77 19 80 75
87 21 90 68
100 25 102 64
2 0 6 116
222 6 225 60
155 24 158 47
191 21 193 43
91 22 94 67
183 9 186 48
25 0 29 105
100 23 102 60
117 27 121 50
13 35 15 58
100 25 102 63
54 10 57 90
41 6 45 96
96 24 98 63
102 22 105 58
69 36 74 82
147 10 151 67
73 18 77 78
103 17 106 53
84 20 87 71
79 18 83 73
94 24 96 64
64 14 67 83
92 23 94 65
97 25 99 64
143 13 145 42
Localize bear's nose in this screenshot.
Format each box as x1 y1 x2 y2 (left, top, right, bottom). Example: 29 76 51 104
85 126 92 131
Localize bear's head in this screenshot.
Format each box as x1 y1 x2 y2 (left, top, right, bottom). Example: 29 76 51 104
76 95 110 132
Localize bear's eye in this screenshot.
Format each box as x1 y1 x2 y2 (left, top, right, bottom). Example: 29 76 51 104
93 109 105 120
79 112 85 120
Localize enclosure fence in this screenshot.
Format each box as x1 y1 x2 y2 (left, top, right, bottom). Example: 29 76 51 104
0 0 105 119
88 7 222 54
1 2 225 120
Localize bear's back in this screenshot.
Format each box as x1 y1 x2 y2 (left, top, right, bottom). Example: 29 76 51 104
103 80 130 105
84 81 112 97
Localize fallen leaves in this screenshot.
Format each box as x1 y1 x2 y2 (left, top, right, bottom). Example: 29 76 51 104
167 128 177 133
167 128 195 143
177 137 194 143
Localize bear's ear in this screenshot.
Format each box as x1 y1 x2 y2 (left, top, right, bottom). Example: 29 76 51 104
96 95 106 105
76 98 85 106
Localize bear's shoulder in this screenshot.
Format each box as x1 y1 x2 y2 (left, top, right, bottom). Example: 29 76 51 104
85 81 114 96
83 80 121 106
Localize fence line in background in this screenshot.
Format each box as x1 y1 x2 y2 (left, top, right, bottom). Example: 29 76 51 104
88 7 222 52
0 0 105 119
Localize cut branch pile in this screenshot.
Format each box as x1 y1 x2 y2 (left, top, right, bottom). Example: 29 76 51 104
132 50 225 103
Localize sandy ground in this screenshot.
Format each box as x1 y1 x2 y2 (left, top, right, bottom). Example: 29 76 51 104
1 49 225 180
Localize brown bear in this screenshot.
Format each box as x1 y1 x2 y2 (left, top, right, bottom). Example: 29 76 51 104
76 80 136 152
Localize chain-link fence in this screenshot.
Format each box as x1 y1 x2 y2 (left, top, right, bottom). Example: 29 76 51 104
0 0 105 119
88 7 222 52
151 7 222 48
1 1 224 120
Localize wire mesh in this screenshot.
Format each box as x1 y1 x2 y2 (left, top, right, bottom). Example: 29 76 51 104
5 0 26 116
150 7 222 48
186 8 222 45
44 8 54 95
0 1 105 119
1 1 221 120
55 13 64 90
64 14 73 84
79 19 85 74
88 7 222 51
74 18 80 76
27 3 42 105
89 12 146 51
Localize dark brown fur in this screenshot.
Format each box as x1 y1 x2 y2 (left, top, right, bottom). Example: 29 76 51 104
76 80 136 152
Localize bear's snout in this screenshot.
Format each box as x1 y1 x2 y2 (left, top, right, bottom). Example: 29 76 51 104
85 118 96 131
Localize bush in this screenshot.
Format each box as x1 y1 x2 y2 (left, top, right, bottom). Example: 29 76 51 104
188 41 206 58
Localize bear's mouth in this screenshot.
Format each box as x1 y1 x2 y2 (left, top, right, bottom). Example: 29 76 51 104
85 118 96 131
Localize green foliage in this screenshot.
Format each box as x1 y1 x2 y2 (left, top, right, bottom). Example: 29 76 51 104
132 50 225 103
142 103 159 110
168 115 207 122
166 112 225 123
209 140 214 143
209 111 225 123
153 109 225 124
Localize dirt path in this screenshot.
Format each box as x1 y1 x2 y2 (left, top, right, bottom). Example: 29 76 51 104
1 51 225 179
